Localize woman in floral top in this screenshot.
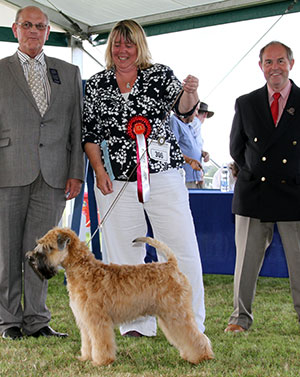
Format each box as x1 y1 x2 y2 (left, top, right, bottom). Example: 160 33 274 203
82 19 206 337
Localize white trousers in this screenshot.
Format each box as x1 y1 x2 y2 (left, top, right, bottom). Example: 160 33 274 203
94 169 205 335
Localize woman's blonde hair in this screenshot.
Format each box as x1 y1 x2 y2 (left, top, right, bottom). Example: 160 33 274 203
105 19 152 70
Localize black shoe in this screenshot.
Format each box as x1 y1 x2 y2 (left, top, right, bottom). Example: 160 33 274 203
122 330 144 337
2 327 23 340
30 326 68 338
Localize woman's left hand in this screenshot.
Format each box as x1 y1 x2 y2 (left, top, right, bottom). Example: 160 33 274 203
182 75 199 93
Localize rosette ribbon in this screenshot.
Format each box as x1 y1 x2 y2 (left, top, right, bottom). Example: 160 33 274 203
127 116 152 203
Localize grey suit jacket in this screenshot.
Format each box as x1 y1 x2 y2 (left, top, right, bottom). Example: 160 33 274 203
0 52 84 188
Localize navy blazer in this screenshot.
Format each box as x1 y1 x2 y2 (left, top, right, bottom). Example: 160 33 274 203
230 80 300 222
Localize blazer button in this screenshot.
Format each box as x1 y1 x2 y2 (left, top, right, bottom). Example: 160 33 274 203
254 137 258 142
281 180 286 184
39 143 44 147
40 123 45 128
262 156 267 162
293 141 297 146
282 159 287 164
261 177 266 182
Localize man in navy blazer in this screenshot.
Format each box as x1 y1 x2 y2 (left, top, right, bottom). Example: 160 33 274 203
225 41 300 333
0 6 84 340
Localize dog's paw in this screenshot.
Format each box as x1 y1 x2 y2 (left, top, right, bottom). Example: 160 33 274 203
77 354 92 362
92 357 115 366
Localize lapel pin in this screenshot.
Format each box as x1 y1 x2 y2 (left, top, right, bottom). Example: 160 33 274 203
49 68 61 84
287 107 295 115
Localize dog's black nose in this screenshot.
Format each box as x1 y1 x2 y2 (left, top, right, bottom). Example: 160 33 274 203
26 255 34 262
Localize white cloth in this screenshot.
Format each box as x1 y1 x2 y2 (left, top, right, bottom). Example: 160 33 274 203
212 163 236 191
94 168 206 335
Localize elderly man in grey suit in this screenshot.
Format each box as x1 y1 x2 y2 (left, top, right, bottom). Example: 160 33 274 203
225 41 300 333
0 6 84 340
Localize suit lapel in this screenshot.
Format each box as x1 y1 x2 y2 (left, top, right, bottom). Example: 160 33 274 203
263 82 300 152
277 82 299 129
247 86 275 155
8 52 40 113
45 56 60 109
253 85 274 130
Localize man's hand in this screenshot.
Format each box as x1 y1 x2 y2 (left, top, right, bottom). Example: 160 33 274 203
64 179 83 200
202 151 210 163
183 154 202 171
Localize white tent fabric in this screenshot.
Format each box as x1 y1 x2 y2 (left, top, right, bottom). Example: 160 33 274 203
1 0 285 37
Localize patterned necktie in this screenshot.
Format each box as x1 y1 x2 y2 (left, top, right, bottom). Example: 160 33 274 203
271 92 280 125
28 59 48 116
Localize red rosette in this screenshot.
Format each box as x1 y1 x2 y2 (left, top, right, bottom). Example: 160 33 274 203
127 116 152 140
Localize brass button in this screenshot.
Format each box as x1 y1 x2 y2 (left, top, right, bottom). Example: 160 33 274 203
293 141 297 146
282 159 287 164
262 156 267 162
281 180 286 184
254 137 258 142
261 177 266 182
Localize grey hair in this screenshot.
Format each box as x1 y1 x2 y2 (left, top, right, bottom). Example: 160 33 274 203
259 41 293 62
15 6 49 24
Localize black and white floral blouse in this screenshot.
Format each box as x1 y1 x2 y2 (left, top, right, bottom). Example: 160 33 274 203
82 63 185 181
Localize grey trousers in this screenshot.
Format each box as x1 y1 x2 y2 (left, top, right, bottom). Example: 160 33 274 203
0 173 66 334
228 215 300 330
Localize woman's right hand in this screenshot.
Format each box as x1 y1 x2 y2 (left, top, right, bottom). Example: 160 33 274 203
95 169 113 195
83 143 114 195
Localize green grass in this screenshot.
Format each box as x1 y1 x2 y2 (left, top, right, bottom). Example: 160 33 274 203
1 272 300 377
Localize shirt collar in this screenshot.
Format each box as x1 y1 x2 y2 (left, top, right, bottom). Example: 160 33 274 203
17 49 46 67
267 80 292 101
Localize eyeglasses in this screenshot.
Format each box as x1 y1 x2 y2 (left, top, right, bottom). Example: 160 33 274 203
15 21 48 31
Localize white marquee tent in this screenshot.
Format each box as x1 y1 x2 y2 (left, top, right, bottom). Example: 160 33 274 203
0 0 299 47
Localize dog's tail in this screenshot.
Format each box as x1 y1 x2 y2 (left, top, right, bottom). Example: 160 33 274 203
133 237 177 265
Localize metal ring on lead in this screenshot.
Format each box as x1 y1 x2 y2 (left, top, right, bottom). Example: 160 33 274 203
157 136 165 145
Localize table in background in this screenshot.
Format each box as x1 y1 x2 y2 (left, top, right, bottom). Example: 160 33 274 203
73 166 289 278
189 190 289 278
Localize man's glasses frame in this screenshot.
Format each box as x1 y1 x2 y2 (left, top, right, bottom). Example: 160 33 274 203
15 21 48 31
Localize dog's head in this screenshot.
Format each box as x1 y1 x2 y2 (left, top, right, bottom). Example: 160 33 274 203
26 228 72 280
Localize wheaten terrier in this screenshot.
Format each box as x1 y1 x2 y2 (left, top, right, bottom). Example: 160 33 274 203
26 227 213 366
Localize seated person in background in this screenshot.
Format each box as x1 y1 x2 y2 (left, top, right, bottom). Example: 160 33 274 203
170 102 214 188
212 161 239 190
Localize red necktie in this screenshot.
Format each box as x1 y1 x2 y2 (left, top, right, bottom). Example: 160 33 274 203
271 92 280 125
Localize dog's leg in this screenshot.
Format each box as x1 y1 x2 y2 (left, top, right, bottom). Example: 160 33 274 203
71 304 92 362
158 313 213 364
88 317 116 366
78 324 92 362
158 316 180 348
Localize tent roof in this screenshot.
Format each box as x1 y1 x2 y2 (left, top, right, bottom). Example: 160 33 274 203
1 0 299 46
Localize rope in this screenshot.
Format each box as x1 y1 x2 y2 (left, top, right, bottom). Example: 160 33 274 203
204 0 297 100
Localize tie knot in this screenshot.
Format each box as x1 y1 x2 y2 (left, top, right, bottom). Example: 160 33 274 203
28 58 39 68
273 92 280 100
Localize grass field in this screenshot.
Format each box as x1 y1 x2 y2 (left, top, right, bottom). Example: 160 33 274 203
1 271 300 377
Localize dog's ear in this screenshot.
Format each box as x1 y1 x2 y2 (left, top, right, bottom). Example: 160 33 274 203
57 233 71 251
